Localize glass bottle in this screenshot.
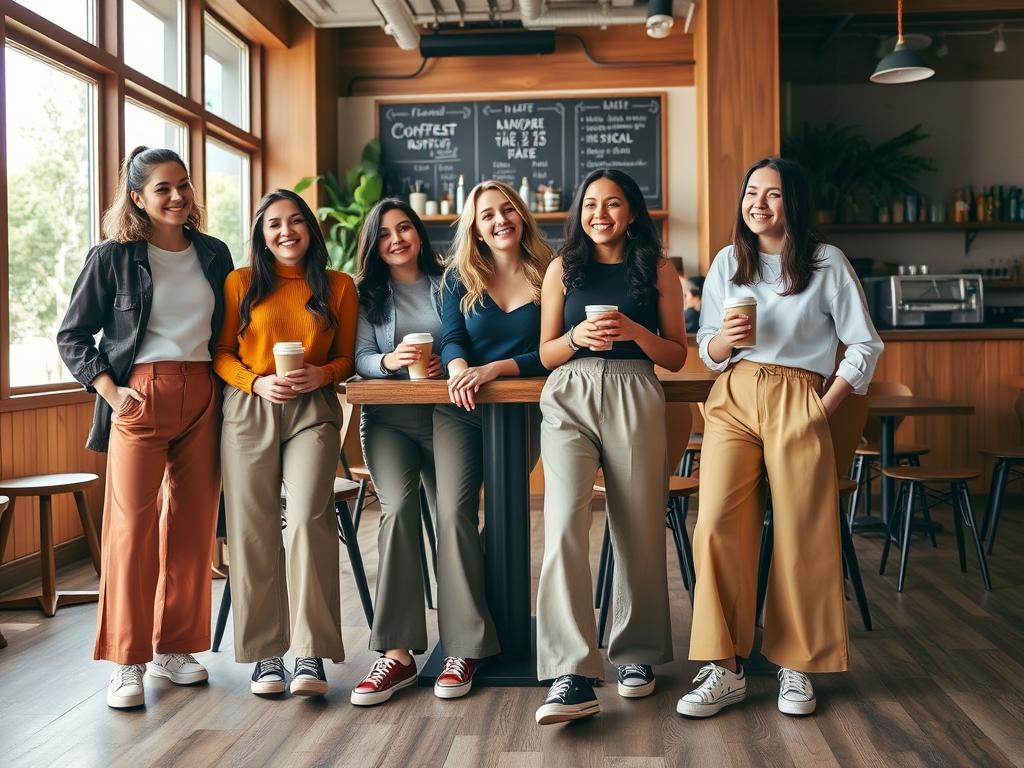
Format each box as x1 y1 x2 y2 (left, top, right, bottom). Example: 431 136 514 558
455 175 466 215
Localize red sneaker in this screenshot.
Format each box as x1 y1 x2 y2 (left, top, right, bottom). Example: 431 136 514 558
350 656 417 706
434 657 478 699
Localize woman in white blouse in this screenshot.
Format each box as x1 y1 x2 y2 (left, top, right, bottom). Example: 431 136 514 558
677 157 883 720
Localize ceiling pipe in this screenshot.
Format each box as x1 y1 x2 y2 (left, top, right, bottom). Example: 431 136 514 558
375 0 420 50
519 0 544 21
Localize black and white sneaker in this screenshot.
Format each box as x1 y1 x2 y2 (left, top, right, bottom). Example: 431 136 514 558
291 657 328 697
676 663 746 718
535 674 600 725
250 657 287 695
617 664 656 698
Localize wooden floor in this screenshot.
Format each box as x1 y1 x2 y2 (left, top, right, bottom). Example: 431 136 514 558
1 493 1023 768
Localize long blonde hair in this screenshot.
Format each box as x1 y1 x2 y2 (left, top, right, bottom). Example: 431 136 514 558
445 180 551 314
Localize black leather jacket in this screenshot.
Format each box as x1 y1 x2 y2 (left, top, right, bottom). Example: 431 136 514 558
57 229 234 451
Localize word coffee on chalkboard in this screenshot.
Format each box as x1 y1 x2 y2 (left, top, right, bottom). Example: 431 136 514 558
377 94 664 210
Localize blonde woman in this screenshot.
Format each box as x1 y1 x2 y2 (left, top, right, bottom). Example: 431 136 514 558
431 181 551 698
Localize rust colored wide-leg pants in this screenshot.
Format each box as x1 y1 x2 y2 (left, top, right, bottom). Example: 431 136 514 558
95 362 221 665
689 360 849 673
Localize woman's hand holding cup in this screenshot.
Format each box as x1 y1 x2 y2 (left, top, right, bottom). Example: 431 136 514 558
718 311 752 348
383 342 424 372
253 374 298 403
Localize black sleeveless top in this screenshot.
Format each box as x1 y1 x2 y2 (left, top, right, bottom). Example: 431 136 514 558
563 261 659 361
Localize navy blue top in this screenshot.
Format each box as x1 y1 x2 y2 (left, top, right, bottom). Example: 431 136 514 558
563 261 659 361
440 272 546 377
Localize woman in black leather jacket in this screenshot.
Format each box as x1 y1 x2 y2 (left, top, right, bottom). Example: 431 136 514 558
57 146 233 710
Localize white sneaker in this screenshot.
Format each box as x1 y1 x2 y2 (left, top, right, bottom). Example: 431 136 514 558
777 668 816 715
107 664 146 709
676 663 746 718
148 652 209 684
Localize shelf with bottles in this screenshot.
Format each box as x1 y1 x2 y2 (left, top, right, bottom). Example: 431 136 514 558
819 221 1024 255
420 210 670 224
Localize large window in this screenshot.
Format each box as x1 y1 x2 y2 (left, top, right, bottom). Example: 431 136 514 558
2 2 259 402
5 46 97 387
206 139 250 266
204 14 248 130
13 0 95 43
123 0 184 93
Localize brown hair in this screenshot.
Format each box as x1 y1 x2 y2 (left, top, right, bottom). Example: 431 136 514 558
101 146 206 243
444 180 551 314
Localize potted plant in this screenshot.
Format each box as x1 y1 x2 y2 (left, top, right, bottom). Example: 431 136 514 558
782 122 934 224
295 139 383 274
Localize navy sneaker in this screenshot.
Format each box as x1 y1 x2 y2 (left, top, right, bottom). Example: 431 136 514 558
535 674 600 725
617 664 656 698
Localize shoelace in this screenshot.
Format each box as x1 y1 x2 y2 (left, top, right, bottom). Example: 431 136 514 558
113 664 145 688
163 653 199 667
547 675 574 701
778 668 810 698
256 657 285 678
620 664 649 679
441 657 468 678
689 663 726 703
364 657 399 686
294 657 321 678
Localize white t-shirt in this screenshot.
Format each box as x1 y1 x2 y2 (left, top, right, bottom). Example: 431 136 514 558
697 243 883 395
134 243 215 364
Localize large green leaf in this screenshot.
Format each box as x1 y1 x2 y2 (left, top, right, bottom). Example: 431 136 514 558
294 176 319 194
360 138 381 174
353 173 383 210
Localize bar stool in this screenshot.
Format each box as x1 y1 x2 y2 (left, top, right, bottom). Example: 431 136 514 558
0 496 7 648
0 473 101 617
211 476 374 652
595 401 698 647
880 466 991 592
849 381 931 527
978 448 1024 554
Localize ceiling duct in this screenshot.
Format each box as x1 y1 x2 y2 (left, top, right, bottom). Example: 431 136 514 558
519 0 544 21
519 5 649 29
420 30 556 58
375 0 420 50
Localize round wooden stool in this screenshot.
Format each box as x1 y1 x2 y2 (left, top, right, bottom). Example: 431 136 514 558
879 466 991 593
0 473 102 616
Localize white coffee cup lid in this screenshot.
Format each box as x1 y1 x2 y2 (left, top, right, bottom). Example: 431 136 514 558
584 304 618 312
403 333 434 344
723 297 757 308
273 342 304 352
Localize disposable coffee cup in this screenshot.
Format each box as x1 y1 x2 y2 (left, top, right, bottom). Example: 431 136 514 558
723 297 757 347
273 341 305 377
402 333 434 379
585 304 618 349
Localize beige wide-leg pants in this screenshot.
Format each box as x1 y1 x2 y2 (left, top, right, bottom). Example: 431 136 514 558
689 360 849 673
221 385 345 664
537 358 673 680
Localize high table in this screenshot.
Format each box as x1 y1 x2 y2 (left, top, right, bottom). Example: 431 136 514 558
344 372 718 686
866 395 975 531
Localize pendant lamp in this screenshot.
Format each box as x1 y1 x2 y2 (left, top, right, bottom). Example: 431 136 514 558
870 0 935 84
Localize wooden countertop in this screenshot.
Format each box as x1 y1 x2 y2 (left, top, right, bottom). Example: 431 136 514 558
344 371 719 405
877 328 1024 341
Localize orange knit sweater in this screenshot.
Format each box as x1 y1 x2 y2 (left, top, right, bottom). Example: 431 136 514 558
213 262 358 395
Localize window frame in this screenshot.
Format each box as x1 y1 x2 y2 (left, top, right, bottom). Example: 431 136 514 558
0 0 262 410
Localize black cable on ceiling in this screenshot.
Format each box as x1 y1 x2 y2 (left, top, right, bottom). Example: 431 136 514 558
555 32 695 67
345 57 428 98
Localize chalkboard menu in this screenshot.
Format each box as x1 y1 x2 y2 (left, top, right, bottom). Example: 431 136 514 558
377 93 665 210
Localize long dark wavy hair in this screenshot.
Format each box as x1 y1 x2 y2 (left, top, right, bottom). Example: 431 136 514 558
355 198 444 326
731 157 823 296
560 168 663 304
238 189 337 337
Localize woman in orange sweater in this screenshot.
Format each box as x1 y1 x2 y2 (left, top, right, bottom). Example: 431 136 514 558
214 189 358 698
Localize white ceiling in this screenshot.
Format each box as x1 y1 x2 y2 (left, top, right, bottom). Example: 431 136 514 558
285 0 678 30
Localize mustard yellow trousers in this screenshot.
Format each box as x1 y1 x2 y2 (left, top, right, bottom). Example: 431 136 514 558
689 360 849 673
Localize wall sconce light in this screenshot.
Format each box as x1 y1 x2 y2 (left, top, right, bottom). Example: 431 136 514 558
871 0 935 84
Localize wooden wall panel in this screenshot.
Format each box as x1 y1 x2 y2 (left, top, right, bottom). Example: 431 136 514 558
0 401 105 566
336 26 694 98
694 0 780 274
871 338 1024 492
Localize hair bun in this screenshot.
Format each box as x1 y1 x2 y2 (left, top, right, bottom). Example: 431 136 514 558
128 145 149 164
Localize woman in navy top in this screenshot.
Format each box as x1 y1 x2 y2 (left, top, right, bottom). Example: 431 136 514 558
533 168 686 725
431 180 552 699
